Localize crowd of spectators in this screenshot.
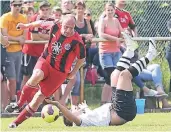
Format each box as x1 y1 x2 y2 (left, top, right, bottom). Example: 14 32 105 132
0 0 171 113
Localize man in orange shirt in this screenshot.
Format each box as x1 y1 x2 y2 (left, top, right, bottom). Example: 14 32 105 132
1 0 27 103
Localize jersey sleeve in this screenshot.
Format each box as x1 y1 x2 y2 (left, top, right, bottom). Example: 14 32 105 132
74 41 86 59
127 12 136 30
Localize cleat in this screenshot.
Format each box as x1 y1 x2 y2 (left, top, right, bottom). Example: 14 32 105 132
9 122 17 128
121 32 138 51
146 38 157 61
5 103 19 113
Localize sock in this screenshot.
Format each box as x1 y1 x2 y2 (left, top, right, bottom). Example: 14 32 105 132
116 50 134 71
128 57 149 78
14 105 35 126
17 84 38 108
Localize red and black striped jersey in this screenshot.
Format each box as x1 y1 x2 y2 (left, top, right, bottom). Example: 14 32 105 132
42 23 86 73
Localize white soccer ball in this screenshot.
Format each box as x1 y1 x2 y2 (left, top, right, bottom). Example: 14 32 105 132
41 104 59 123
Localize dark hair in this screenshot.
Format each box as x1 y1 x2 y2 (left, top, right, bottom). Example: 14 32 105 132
21 7 34 14
75 1 86 9
63 116 73 126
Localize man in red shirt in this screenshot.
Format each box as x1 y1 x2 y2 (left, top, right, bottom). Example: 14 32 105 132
114 0 137 37
7 14 86 128
21 1 54 88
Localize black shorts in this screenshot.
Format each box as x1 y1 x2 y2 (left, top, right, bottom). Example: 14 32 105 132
21 54 39 76
111 89 137 122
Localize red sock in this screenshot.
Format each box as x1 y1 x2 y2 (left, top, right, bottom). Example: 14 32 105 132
17 85 38 108
14 105 35 126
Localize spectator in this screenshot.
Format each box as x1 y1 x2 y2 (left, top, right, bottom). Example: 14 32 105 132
0 33 10 112
114 0 137 37
52 6 62 20
166 19 171 92
23 0 34 8
98 3 123 104
133 64 171 108
20 1 54 89
1 0 27 103
20 7 35 22
61 0 75 15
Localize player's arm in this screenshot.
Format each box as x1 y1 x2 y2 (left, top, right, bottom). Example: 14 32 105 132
45 99 81 126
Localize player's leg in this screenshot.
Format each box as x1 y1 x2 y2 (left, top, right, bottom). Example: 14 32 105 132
111 32 138 90
110 39 157 123
116 39 157 91
5 68 44 113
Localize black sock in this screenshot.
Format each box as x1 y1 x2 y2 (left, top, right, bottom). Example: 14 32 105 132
128 57 149 78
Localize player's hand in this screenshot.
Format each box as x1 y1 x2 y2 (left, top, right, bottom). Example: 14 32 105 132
78 100 88 110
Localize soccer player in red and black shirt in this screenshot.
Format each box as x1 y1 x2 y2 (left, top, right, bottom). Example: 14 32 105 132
7 14 86 128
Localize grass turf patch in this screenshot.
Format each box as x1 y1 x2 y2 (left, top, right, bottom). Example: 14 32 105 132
1 113 171 132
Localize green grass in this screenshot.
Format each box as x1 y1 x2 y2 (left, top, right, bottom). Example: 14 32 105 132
1 113 171 132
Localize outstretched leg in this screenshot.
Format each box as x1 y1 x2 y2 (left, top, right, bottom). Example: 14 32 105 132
110 39 157 123
117 39 157 91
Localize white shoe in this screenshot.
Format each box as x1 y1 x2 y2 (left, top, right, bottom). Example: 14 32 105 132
121 32 138 51
146 38 157 61
9 122 17 128
144 89 158 97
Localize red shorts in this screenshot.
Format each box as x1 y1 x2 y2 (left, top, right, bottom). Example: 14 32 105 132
34 57 68 97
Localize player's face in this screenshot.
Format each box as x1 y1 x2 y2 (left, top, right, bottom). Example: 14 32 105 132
105 5 114 18
61 20 75 37
10 1 22 14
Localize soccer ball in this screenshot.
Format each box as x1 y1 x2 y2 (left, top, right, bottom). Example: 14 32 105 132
41 104 59 123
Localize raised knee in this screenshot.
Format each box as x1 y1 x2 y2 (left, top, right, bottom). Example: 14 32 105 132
119 70 132 79
30 69 44 82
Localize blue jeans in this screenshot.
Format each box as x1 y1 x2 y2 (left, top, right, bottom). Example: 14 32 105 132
99 52 121 69
71 71 81 96
133 64 163 90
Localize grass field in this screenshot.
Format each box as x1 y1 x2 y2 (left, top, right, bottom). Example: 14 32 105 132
1 113 171 132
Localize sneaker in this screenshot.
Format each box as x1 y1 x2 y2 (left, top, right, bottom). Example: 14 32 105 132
144 89 158 97
146 38 157 61
9 122 17 128
5 103 19 113
121 32 139 51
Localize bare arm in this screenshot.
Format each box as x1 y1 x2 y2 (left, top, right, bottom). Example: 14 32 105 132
45 99 81 126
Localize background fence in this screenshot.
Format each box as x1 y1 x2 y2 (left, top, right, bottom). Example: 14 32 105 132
1 0 171 102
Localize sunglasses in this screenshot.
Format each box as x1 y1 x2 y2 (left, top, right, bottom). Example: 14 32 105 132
13 4 22 7
84 13 91 16
24 1 33 4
